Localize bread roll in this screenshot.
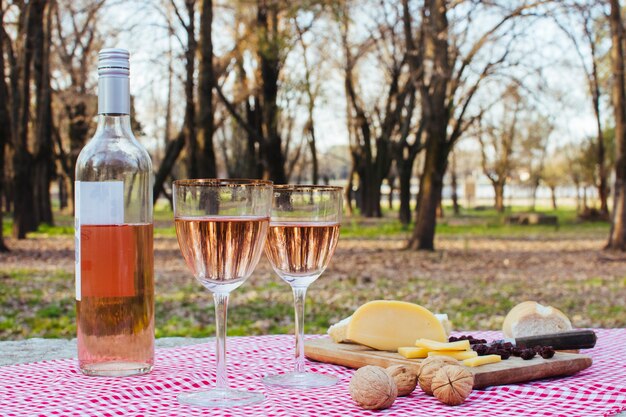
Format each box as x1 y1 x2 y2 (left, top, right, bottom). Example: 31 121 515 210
502 301 572 338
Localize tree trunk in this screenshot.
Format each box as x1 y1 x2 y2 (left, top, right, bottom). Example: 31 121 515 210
387 176 394 210
0 0 11 251
184 1 198 179
308 124 319 185
197 0 217 179
451 153 459 215
550 186 557 210
153 131 185 203
408 132 448 251
607 0 626 250
345 165 355 216
12 0 45 239
32 1 54 226
258 1 287 184
493 181 505 212
583 186 588 210
399 161 412 225
58 177 68 210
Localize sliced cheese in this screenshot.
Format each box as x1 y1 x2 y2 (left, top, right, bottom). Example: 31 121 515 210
415 339 470 351
346 300 447 351
428 350 477 360
398 346 429 359
463 354 502 367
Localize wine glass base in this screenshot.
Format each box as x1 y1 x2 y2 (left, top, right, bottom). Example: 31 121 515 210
177 388 265 408
263 371 337 389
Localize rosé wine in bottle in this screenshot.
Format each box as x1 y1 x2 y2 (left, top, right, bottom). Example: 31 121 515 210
75 49 154 376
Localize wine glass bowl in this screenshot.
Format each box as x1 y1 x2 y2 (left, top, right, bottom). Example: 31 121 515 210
173 179 272 407
263 185 342 388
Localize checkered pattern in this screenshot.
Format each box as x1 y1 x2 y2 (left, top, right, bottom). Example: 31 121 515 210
1 329 625 416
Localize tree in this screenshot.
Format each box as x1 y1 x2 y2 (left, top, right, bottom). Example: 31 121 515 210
53 0 105 212
606 0 626 250
477 85 524 213
407 0 541 250
4 0 47 238
543 151 568 210
217 0 327 184
0 0 11 251
196 0 217 179
33 0 54 226
555 2 610 216
339 0 417 218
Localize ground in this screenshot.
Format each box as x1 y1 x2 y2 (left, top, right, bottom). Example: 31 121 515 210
1 207 625 340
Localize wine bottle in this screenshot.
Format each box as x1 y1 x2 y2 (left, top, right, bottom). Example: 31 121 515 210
75 49 154 376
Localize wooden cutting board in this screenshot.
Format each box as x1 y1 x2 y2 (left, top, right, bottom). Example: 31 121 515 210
304 338 593 389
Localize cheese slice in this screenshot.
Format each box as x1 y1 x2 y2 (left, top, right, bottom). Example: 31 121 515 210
463 354 502 367
345 300 447 351
428 350 477 360
415 339 470 351
398 347 429 359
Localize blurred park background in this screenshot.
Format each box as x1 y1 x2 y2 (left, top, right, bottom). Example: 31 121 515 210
1 0 626 340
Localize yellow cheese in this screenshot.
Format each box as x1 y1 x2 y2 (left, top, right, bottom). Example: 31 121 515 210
428 350 477 360
398 347 429 359
463 354 502 367
415 339 470 351
346 300 447 351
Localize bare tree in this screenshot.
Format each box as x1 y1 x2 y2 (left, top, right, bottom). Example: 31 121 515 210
5 0 47 238
217 0 326 184
477 85 524 213
33 0 54 225
154 0 200 201
606 0 626 250
339 0 415 217
53 0 105 211
555 2 609 216
197 0 217 178
0 0 11 251
407 0 543 250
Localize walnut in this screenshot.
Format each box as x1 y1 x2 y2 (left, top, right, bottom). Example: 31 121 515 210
432 365 474 406
385 365 418 396
418 356 459 395
349 365 398 410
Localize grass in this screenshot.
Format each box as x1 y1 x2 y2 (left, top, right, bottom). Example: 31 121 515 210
0 204 622 340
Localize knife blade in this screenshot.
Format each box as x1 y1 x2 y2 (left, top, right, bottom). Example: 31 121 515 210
489 329 597 350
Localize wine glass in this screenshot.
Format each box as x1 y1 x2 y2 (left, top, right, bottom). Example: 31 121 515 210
263 185 342 388
173 179 272 407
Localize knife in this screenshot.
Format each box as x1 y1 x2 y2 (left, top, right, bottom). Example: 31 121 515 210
490 330 597 350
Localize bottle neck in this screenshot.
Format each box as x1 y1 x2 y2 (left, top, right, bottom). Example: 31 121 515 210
94 114 133 138
98 75 130 115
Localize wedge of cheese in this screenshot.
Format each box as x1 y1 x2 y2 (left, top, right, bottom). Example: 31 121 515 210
463 354 501 367
345 300 447 351
415 339 470 351
428 350 477 360
398 346 429 359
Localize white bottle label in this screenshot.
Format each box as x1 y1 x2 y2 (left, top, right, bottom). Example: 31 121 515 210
74 181 125 301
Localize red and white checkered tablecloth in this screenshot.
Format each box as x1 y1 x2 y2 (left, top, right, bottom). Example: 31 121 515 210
1 329 625 417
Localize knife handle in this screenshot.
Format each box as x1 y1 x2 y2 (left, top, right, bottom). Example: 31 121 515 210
516 330 597 350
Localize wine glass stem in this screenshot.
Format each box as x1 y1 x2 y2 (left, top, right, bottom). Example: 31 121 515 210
292 286 307 374
213 292 229 390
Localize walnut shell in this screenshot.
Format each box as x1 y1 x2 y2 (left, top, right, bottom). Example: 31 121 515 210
385 365 418 396
432 365 474 406
349 365 398 410
418 356 459 395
